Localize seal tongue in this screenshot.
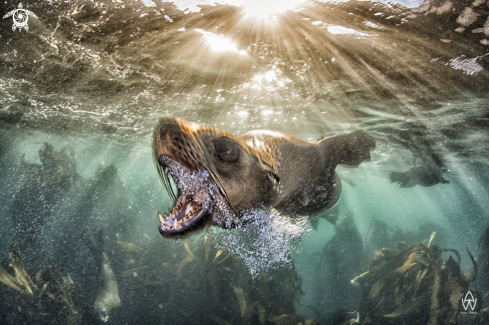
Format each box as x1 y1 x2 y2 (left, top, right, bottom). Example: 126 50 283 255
172 194 192 221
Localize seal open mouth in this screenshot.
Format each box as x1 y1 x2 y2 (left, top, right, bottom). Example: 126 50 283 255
156 155 214 236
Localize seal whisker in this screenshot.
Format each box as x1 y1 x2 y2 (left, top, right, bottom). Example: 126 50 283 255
206 165 229 202
156 161 177 203
164 172 177 203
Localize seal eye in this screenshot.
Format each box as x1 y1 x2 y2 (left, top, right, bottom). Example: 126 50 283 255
215 137 239 162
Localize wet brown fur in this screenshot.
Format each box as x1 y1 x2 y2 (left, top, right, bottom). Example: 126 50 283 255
154 117 375 223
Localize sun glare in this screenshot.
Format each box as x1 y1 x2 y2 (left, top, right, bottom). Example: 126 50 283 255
228 0 305 18
327 25 370 36
196 29 247 54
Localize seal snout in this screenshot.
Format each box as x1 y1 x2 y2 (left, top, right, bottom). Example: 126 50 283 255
154 122 183 159
159 123 182 140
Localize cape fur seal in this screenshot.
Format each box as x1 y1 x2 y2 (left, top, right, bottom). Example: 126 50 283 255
154 118 375 237
389 156 449 188
82 228 121 322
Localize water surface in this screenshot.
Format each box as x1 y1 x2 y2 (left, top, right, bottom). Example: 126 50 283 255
1 0 488 324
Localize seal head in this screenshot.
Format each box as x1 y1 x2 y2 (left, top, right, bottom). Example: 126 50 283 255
154 118 375 237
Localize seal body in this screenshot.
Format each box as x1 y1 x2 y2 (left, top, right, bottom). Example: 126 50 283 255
389 157 449 187
94 253 121 322
82 228 121 321
154 118 375 237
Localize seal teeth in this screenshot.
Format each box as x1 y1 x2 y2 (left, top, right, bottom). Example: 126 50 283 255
174 219 179 229
159 213 166 223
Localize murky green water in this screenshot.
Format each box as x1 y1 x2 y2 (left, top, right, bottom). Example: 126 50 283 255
1 0 488 324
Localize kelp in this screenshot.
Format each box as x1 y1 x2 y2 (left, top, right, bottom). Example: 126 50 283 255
467 226 489 324
352 233 473 325
313 212 364 322
0 245 83 325
113 227 318 325
267 314 319 325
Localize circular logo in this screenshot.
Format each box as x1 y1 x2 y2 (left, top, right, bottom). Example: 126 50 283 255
13 9 28 29
3 3 38 32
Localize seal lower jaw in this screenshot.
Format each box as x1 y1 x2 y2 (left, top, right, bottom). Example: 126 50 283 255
158 190 212 236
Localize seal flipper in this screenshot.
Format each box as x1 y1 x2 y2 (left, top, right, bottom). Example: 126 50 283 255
389 171 416 188
319 131 375 167
321 205 340 225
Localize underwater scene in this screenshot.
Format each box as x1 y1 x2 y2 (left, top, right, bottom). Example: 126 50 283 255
1 0 489 324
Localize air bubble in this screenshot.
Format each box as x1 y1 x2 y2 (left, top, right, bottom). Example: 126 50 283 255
212 209 309 278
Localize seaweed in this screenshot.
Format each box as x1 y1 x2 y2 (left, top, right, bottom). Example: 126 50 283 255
314 212 364 322
352 233 472 325
476 227 489 292
111 227 317 324
10 143 77 255
467 226 489 324
0 245 84 325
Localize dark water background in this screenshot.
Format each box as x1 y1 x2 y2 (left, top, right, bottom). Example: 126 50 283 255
1 0 489 324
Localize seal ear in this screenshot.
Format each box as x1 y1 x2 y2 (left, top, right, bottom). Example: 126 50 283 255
267 171 279 188
259 159 279 186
